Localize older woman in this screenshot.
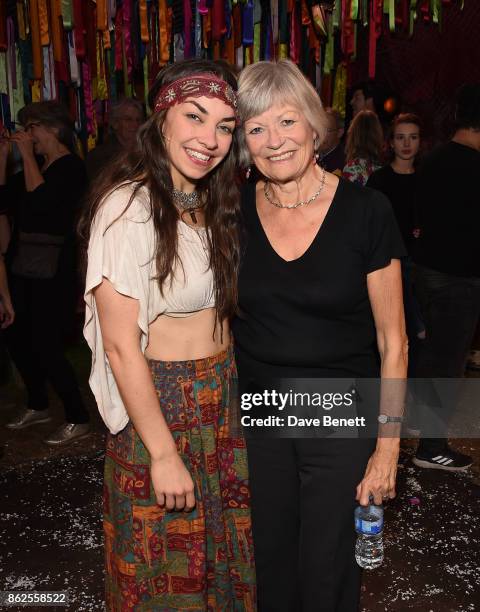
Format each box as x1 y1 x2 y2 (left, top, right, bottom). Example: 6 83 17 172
1 102 89 444
233 60 407 611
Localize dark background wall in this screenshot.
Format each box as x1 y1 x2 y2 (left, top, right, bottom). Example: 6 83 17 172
351 1 480 144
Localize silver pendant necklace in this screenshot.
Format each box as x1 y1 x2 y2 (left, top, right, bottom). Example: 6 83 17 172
172 189 202 224
264 166 327 209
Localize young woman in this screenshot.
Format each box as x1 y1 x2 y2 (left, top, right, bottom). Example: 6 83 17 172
367 114 425 348
343 110 383 186
80 60 255 610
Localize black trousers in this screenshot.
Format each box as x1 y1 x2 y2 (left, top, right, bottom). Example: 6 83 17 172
413 265 480 455
4 274 88 424
246 437 375 612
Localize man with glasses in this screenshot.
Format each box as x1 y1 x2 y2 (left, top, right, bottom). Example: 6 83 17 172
86 98 144 182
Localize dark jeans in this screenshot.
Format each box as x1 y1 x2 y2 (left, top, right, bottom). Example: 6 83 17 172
4 275 88 424
246 437 375 612
413 265 480 455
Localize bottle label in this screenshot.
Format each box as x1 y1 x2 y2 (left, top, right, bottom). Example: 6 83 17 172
355 517 383 535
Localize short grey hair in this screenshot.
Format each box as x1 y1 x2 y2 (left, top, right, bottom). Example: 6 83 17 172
109 98 144 127
237 60 328 167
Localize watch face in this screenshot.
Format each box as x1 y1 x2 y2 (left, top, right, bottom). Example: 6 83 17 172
378 415 388 424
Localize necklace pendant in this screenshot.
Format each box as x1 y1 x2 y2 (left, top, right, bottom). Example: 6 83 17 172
189 210 197 224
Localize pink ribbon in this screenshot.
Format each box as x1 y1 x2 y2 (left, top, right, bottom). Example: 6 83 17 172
184 0 193 57
123 0 133 81
82 61 95 135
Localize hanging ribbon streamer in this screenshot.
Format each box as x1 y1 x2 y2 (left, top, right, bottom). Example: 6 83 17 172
212 0 226 41
49 0 64 63
38 0 50 46
42 45 57 100
183 0 193 56
332 62 347 119
30 0 44 80
97 0 108 31
123 0 134 83
242 1 254 45
82 61 95 137
271 0 279 44
61 0 74 30
324 12 334 75
17 2 27 41
195 1 203 56
96 34 108 100
159 0 170 63
139 0 149 43
0 1 6 52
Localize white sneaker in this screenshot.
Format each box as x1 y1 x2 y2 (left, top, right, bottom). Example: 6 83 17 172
5 408 52 430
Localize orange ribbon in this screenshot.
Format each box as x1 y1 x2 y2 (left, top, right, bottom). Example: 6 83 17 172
159 0 170 63
38 0 50 46
49 0 63 62
97 0 108 31
139 0 149 43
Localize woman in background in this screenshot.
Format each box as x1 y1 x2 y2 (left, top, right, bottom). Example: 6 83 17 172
343 110 383 186
1 102 89 444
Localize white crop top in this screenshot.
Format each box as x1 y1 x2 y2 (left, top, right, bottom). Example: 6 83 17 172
83 183 215 434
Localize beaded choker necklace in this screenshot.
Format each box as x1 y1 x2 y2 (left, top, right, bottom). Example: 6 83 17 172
172 189 203 224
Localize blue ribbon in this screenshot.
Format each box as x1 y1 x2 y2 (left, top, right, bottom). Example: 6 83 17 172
242 0 254 45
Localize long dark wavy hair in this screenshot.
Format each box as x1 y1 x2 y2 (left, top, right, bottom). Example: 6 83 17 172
79 59 241 326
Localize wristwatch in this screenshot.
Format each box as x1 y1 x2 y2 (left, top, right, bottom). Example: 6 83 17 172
378 414 403 424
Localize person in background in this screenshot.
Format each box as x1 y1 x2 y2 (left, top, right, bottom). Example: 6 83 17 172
350 81 377 117
318 107 345 176
367 113 425 352
411 83 480 471
0 255 14 329
85 97 144 181
343 110 383 186
1 101 89 444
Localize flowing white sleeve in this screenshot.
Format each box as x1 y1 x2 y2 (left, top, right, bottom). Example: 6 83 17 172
83 186 155 434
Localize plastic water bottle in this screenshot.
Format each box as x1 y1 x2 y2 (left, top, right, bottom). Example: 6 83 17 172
354 501 384 569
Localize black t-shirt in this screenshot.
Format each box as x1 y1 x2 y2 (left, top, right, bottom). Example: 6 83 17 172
413 141 480 278
366 165 417 254
0 154 87 279
232 178 406 379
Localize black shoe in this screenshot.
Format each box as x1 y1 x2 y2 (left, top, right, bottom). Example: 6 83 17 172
413 448 473 471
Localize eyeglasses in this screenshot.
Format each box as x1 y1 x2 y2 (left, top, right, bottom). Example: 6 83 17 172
24 121 42 132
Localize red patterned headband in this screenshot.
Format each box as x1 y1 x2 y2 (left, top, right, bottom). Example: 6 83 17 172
153 73 238 120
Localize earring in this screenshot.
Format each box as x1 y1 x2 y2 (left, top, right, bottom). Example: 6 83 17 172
245 166 251 179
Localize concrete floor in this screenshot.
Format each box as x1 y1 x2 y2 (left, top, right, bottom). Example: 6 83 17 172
1 341 479 612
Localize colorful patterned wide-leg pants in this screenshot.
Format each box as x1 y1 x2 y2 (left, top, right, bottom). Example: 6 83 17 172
103 347 256 611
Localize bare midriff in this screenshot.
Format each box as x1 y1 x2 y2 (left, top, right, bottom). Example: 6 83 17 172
145 307 230 361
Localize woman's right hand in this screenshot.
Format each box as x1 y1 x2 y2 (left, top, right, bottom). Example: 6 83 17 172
150 451 196 512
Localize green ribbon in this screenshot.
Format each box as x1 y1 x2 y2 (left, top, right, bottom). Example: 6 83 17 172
388 0 395 32
333 0 341 29
431 0 441 25
409 0 417 36
324 13 334 75
350 0 359 20
253 22 260 63
61 0 74 30
361 0 369 27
